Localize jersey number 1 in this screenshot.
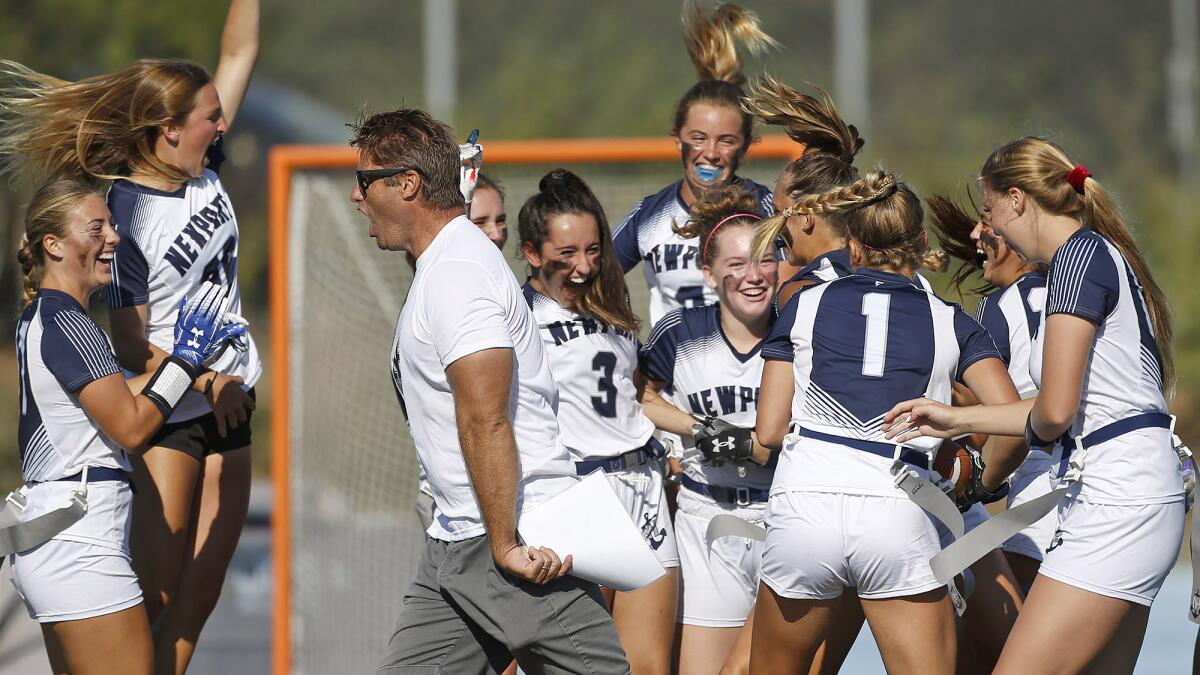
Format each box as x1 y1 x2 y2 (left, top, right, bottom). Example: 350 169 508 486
860 292 890 377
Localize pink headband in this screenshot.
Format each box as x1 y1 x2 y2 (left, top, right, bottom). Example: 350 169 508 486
703 213 762 261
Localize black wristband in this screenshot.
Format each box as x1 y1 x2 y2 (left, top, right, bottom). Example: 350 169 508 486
1024 413 1055 448
143 356 199 418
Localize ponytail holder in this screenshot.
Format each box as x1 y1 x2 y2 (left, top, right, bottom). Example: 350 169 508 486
1066 165 1091 195
703 213 762 261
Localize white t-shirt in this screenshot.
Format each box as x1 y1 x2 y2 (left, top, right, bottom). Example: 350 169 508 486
523 283 654 460
393 216 576 541
102 143 260 422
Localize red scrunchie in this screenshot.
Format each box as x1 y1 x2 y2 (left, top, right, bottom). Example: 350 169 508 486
1066 165 1091 195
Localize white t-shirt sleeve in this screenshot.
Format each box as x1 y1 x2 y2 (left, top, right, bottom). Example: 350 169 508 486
424 258 514 368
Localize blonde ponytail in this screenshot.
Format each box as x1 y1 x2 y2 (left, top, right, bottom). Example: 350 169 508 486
980 137 1174 394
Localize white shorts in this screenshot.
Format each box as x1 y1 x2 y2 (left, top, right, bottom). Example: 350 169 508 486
606 461 679 568
1001 460 1060 562
8 479 140 623
675 490 764 627
1039 496 1185 606
761 491 943 600
10 539 142 623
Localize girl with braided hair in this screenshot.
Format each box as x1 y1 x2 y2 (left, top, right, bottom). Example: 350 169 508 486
637 187 778 674
9 178 244 675
885 138 1184 674
753 171 1025 674
0 3 260 672
612 1 779 326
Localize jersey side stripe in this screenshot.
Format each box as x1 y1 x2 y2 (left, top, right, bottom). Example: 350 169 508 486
23 426 55 478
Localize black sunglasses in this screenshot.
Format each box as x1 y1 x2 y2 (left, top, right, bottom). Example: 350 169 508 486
356 166 425 194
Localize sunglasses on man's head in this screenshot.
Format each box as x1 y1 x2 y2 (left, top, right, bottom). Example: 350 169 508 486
356 166 425 194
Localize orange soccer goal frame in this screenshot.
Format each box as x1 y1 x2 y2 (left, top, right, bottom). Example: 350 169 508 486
266 135 801 675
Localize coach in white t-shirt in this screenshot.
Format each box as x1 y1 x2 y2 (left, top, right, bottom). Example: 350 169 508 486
349 108 629 675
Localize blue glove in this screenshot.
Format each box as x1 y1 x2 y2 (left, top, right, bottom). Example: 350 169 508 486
172 282 248 370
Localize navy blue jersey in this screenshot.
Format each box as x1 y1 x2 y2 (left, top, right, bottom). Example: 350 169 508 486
1028 228 1177 504
975 272 1046 396
612 178 773 323
641 304 774 490
16 290 126 481
765 268 1000 454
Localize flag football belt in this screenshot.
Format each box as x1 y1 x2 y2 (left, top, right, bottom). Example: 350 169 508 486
790 424 931 470
0 466 130 563
680 475 768 506
930 413 1175 586
705 425 964 568
575 438 665 475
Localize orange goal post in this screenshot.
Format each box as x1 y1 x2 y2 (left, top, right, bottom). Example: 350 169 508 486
267 135 800 674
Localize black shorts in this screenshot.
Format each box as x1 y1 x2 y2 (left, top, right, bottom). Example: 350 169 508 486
148 388 255 460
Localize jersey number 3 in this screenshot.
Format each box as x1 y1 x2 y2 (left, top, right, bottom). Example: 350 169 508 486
860 292 891 377
591 351 618 418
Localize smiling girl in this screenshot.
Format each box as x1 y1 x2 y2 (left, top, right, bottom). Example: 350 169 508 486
519 169 678 674
9 177 243 675
637 188 778 675
0 3 260 672
885 138 1184 674
612 2 778 325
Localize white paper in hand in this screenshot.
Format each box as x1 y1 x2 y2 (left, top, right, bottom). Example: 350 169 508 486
518 471 665 592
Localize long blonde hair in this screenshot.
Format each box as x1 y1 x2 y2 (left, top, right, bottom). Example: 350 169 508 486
17 176 104 308
979 137 1174 393
774 170 945 273
744 76 864 259
0 58 211 184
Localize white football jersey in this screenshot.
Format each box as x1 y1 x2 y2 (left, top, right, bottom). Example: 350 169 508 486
976 272 1057 485
393 217 576 541
766 268 1001 496
613 178 773 324
102 143 260 422
641 304 774 491
17 289 127 482
523 283 655 460
976 272 1046 398
1029 228 1180 504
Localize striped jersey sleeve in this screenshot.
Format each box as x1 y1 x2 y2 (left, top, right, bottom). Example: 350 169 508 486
612 200 645 273
1045 232 1119 325
639 309 683 385
102 184 152 308
762 291 799 361
975 294 1011 364
44 310 121 393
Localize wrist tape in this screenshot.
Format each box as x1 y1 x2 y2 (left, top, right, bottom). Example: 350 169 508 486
143 356 198 418
1024 412 1055 449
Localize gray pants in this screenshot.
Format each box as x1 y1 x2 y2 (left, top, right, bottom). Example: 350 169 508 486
378 534 630 674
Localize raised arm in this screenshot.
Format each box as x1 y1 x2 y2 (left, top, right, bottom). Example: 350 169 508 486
212 0 260 128
447 347 571 585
